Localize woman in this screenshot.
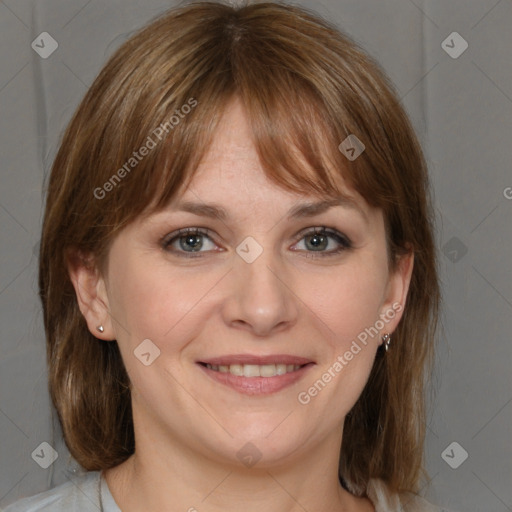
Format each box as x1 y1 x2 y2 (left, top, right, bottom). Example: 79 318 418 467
5 1 445 510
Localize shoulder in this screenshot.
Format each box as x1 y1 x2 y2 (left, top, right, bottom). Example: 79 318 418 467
2 471 102 512
367 478 454 512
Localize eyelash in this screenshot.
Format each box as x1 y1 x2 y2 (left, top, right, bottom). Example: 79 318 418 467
161 227 352 259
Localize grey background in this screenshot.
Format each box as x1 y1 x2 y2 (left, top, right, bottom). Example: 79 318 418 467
0 0 511 510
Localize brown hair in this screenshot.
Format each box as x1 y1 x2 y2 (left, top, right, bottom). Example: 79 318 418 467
39 0 440 496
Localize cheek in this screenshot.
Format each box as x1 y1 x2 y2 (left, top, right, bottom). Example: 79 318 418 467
107 255 167 341
308 252 388 408
305 260 388 347
107 251 221 350
105 254 212 399
294 258 388 410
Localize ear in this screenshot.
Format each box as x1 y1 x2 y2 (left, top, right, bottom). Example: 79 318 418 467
378 250 414 343
66 249 115 341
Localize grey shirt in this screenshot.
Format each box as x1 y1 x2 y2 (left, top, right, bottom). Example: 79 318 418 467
3 470 449 511
3 471 120 512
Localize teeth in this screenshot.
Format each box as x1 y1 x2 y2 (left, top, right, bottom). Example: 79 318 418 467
276 364 287 375
260 364 277 377
205 363 302 377
229 364 244 376
243 364 260 377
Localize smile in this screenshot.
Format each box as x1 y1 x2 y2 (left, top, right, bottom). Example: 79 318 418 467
204 363 303 377
197 355 315 395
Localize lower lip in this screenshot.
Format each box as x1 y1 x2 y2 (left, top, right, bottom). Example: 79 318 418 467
197 364 314 395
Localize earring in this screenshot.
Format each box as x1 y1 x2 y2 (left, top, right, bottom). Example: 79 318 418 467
382 333 391 352
96 325 104 333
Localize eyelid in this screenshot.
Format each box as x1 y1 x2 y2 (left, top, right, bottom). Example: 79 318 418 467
162 226 213 243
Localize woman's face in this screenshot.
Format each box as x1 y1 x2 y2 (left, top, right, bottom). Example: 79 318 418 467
74 96 412 468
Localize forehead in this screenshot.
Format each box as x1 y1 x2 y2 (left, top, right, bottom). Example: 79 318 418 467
176 96 369 216
191 96 264 181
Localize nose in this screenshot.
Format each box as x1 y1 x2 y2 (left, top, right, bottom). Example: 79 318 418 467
221 246 299 337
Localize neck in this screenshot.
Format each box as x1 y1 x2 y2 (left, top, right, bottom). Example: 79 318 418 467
103 405 373 512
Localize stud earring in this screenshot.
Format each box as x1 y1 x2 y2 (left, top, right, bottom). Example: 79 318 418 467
96 325 104 333
382 333 391 352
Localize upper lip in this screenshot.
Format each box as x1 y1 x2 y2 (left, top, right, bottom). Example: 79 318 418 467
198 354 314 366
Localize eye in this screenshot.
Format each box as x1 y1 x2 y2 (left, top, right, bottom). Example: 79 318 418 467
162 228 220 257
291 227 352 257
161 226 352 259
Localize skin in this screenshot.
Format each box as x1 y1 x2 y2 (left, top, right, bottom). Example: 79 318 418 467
69 96 413 512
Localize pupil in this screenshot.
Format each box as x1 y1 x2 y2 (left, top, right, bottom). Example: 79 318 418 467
307 234 327 250
180 234 203 251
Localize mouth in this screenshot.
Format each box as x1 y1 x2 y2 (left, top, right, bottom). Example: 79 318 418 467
199 362 306 377
196 355 315 395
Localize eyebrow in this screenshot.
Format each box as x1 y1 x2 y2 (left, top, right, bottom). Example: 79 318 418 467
172 197 368 222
